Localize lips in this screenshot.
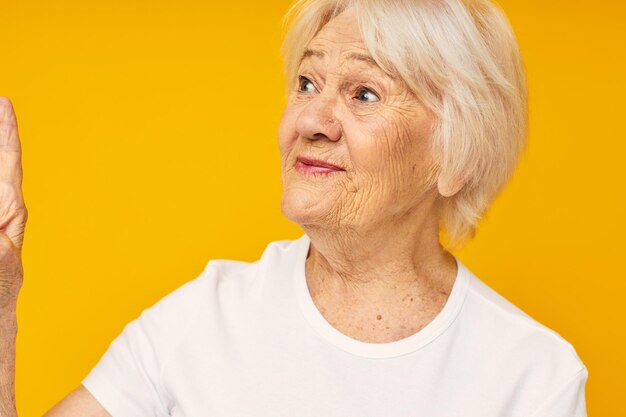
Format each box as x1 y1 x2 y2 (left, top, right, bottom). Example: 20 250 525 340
295 156 345 175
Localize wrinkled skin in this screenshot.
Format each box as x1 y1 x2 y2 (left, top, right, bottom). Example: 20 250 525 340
0 97 27 417
278 9 460 343
279 12 440 236
0 98 116 416
0 97 26 309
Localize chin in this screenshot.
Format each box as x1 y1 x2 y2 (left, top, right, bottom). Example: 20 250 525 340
280 187 331 227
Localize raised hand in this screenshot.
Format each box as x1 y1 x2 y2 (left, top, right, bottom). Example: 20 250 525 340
0 98 109 417
0 97 27 308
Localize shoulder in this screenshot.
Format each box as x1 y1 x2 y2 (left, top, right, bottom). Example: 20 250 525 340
135 237 304 333
143 258 254 319
457 263 587 387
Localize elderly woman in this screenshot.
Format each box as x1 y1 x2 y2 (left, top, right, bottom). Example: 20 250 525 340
0 0 588 416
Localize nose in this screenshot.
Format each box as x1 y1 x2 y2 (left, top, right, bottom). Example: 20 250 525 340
295 94 342 142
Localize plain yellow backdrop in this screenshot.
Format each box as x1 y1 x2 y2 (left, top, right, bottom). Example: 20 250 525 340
1 0 624 415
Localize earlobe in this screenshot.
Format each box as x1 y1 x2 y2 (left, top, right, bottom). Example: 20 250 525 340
437 173 466 198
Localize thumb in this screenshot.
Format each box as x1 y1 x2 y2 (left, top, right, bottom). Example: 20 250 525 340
0 232 23 307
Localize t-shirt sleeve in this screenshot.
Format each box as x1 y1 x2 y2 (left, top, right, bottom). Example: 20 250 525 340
81 268 210 417
81 312 171 416
529 367 589 417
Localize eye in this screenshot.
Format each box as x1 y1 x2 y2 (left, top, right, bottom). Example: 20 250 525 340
298 76 317 93
355 87 380 103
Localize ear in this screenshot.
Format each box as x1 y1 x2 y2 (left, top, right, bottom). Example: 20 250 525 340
437 172 466 198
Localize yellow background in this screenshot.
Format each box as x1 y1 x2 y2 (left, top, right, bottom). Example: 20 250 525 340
1 0 624 414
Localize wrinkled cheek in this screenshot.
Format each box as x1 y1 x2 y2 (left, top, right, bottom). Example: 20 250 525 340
369 128 417 195
361 124 407 173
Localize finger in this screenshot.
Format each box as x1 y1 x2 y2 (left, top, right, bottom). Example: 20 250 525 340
0 231 24 304
3 209 27 254
0 97 23 186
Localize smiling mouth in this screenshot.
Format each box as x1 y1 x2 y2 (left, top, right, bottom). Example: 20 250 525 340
295 156 345 175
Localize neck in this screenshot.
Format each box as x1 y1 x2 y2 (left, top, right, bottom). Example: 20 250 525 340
302 207 457 302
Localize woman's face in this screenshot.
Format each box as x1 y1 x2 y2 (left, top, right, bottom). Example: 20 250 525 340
279 8 441 233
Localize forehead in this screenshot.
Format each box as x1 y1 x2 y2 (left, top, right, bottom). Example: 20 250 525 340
304 9 371 61
313 9 362 42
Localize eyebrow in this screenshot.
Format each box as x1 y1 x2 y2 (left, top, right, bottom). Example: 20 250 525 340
301 48 325 61
301 48 379 68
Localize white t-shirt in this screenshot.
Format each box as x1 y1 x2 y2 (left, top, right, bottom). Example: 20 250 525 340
82 234 588 417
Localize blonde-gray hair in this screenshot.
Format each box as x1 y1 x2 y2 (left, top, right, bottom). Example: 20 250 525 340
281 0 528 250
